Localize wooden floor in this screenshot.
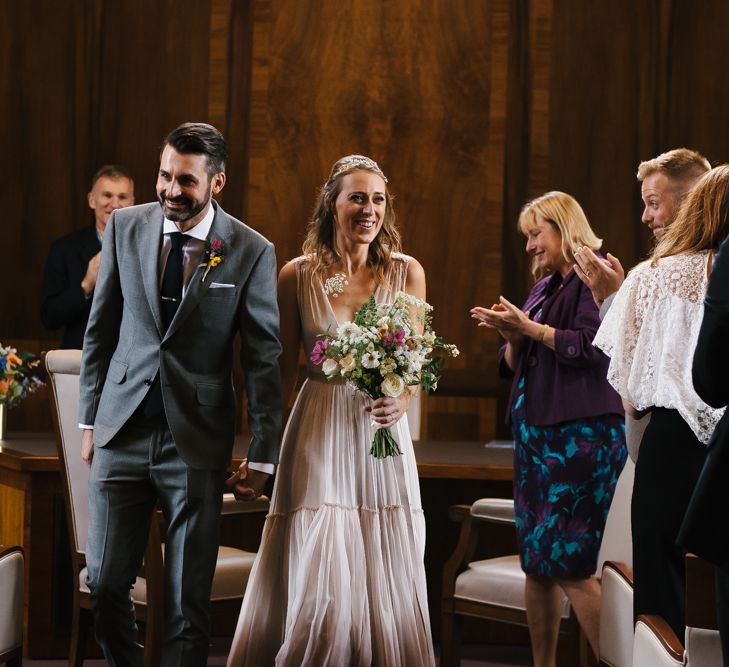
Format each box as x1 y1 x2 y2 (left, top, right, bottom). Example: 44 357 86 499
21 641 532 667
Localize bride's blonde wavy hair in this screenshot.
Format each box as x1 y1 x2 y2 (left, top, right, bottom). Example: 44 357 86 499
302 155 401 286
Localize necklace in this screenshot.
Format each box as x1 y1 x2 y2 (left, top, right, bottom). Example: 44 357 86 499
323 272 349 298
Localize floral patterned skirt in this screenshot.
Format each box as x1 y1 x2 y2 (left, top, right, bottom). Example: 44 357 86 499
510 376 627 577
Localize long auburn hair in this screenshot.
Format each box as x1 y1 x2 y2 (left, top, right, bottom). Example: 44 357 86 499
302 155 401 286
651 165 729 264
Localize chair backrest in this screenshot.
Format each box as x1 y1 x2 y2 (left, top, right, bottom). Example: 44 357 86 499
597 456 635 572
0 545 24 656
45 349 88 556
685 554 723 666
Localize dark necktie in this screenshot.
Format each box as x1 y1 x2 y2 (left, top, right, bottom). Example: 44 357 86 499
143 232 187 418
160 231 187 333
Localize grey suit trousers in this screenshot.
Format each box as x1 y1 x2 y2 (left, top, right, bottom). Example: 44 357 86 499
86 415 226 667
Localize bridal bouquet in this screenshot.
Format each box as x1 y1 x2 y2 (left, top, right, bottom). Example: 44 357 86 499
0 344 44 408
310 292 459 458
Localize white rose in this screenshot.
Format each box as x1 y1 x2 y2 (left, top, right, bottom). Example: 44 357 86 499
337 322 360 340
381 373 405 398
322 358 339 376
340 354 356 372
361 351 381 369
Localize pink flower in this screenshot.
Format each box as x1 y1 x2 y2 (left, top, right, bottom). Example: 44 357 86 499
394 329 406 346
310 338 330 365
211 239 223 251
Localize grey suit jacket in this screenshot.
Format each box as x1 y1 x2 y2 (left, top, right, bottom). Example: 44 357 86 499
78 201 282 470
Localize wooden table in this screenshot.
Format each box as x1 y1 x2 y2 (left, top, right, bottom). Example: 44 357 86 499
0 433 68 657
0 434 514 656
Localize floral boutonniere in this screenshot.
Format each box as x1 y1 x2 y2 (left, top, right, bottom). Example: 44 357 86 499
200 238 226 283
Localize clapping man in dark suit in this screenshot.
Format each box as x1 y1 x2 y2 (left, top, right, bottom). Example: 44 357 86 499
78 123 282 666
41 165 135 348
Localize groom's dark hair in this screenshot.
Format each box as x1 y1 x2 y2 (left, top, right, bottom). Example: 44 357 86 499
162 122 227 176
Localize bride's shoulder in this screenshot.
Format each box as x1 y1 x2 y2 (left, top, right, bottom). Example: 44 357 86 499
278 255 310 284
391 251 414 265
281 255 311 273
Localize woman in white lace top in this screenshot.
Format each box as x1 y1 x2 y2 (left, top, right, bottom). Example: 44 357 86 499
594 165 729 640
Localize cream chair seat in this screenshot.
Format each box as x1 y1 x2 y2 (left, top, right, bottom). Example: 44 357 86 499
0 545 23 667
45 349 267 666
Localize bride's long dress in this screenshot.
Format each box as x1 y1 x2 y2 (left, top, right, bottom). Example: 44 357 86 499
227 253 435 667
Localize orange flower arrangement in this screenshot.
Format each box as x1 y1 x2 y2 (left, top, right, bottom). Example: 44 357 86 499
0 344 44 408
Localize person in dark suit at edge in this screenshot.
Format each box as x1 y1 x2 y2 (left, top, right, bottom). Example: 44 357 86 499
40 164 135 348
680 228 729 666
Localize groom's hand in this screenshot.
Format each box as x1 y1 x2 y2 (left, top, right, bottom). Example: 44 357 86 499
81 429 94 467
225 461 269 501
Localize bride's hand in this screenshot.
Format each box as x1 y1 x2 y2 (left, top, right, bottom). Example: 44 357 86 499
366 394 411 427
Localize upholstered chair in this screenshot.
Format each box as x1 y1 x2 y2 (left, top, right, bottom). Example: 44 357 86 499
441 456 635 667
0 545 23 667
631 554 723 666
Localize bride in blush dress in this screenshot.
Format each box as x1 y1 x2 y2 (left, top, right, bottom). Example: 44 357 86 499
226 155 435 667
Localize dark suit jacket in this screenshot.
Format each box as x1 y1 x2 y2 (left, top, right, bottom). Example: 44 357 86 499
679 234 729 564
79 201 283 471
40 224 101 349
499 268 623 426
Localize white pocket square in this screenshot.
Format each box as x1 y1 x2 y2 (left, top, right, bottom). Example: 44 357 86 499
209 282 236 289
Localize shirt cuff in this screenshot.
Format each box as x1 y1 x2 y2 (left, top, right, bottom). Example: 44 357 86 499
79 424 94 430
247 461 276 475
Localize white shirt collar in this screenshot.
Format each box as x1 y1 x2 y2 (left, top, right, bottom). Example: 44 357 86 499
163 202 216 240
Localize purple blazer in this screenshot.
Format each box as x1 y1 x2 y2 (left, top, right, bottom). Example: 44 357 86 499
499 268 623 426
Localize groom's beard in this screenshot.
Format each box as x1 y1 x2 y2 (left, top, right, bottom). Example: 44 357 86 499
158 192 211 223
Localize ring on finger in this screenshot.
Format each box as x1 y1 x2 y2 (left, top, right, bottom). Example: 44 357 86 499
585 270 591 278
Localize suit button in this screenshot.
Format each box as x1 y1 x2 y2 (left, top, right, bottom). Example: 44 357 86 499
567 345 577 356
527 356 537 367
144 378 152 386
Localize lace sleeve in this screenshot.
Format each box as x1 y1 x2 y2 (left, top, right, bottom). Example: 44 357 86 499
593 253 724 443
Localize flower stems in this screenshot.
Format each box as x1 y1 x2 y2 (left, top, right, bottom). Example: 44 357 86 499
370 426 402 459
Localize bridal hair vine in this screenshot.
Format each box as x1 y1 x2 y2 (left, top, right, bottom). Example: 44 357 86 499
325 155 388 189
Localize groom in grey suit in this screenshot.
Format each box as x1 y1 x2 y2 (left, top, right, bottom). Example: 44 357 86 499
78 123 282 666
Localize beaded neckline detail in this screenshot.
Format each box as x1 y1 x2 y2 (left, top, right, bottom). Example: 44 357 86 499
322 273 349 298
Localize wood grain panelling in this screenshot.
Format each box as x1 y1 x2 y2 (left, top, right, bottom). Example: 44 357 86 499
665 2 729 162
1 0 212 342
9 1 729 437
549 0 655 271
243 0 510 403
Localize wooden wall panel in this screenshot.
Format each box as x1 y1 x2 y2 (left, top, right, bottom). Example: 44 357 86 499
665 2 729 163
1 0 212 343
9 1 729 436
549 0 654 271
244 0 510 404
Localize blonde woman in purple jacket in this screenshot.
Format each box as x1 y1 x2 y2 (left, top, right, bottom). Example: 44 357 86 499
471 191 626 667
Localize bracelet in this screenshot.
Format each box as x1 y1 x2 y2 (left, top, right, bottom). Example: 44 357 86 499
538 324 549 342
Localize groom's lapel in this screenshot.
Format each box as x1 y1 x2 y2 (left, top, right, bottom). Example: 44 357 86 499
140 206 164 338
164 205 235 341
